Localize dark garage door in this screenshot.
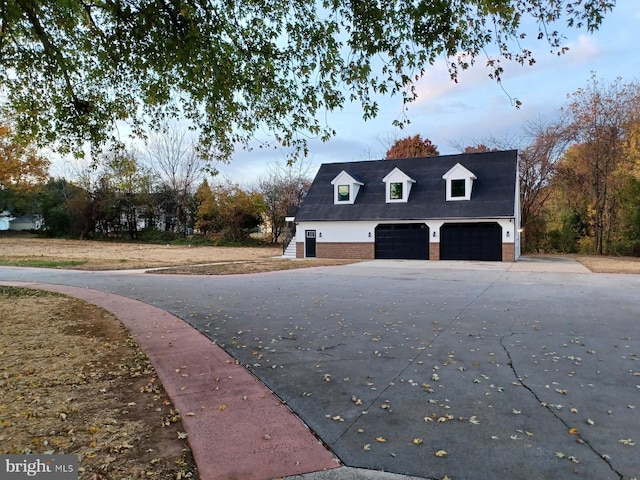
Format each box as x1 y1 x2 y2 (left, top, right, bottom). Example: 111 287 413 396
440 223 502 261
375 224 430 260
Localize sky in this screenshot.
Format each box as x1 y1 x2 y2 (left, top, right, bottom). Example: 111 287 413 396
216 0 640 186
51 0 640 187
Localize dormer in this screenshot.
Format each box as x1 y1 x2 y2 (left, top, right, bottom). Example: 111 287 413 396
382 167 415 203
442 163 476 201
331 170 364 205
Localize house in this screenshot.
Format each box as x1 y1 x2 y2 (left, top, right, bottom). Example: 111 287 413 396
287 150 520 262
9 214 44 231
0 211 14 231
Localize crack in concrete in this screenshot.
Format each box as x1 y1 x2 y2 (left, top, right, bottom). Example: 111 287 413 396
499 333 624 480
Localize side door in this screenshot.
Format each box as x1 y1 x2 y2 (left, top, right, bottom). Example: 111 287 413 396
305 230 317 258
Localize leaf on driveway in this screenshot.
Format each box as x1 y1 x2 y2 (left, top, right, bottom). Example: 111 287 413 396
555 452 565 458
363 444 371 451
413 438 423 445
619 438 636 446
568 428 579 435
376 437 387 443
435 450 447 457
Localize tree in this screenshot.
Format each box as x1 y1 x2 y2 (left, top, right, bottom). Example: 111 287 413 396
144 127 206 235
41 178 92 237
462 144 497 154
386 135 439 159
195 180 266 243
518 119 571 252
93 149 154 239
0 1 614 160
561 75 638 254
0 122 50 212
258 159 313 243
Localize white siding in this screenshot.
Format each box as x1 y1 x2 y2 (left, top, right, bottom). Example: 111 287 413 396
297 218 518 245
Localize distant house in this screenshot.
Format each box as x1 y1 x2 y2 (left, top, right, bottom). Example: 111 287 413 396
286 150 521 262
0 211 14 231
9 214 44 231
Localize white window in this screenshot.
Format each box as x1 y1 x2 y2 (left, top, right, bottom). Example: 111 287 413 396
442 163 476 201
382 167 415 203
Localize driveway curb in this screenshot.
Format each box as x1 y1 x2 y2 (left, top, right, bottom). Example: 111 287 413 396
1 281 340 480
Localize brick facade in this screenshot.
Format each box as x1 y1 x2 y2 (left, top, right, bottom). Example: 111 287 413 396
429 243 440 261
296 240 516 262
502 243 515 262
296 242 374 259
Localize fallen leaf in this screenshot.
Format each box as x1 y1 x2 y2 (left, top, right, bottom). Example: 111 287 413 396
619 438 636 446
512 409 521 414
555 451 566 458
376 437 387 443
218 404 227 411
177 431 188 439
586 418 595 426
363 444 371 451
469 416 480 425
435 450 447 457
413 438 423 445
569 428 579 435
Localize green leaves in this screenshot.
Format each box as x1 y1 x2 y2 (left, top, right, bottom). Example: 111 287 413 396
0 0 615 160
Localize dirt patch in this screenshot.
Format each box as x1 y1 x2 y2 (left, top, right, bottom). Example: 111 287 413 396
0 287 198 479
152 258 359 275
0 236 281 270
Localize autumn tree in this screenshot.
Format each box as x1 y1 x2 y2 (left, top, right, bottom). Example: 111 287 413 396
560 75 639 254
195 180 266 243
386 135 439 159
462 144 497 153
0 1 614 160
518 119 571 252
258 159 313 243
0 122 50 212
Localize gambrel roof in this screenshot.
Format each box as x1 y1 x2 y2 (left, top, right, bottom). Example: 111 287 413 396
294 150 518 222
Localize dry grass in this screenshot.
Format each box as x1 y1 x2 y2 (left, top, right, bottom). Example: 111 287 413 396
152 258 359 275
0 287 197 480
574 255 640 274
0 236 281 270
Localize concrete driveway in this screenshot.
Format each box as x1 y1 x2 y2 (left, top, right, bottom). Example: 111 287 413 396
1 257 639 479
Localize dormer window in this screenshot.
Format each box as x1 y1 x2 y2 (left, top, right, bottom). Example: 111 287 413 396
337 184 350 202
442 163 476 201
390 182 403 200
451 179 465 198
331 171 363 204
383 168 415 203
